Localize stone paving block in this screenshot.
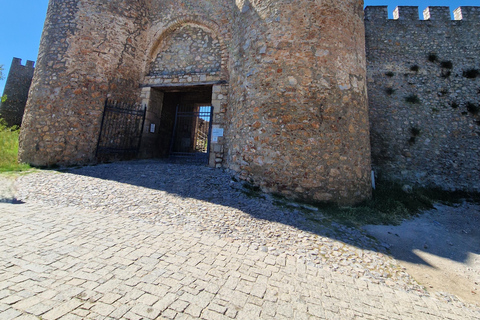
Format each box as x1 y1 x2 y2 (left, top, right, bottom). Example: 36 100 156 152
207 302 227 315
137 293 160 306
201 309 230 320
184 303 203 318
130 304 162 319
151 292 177 311
41 299 83 320
0 308 22 320
0 295 23 305
57 314 83 320
23 302 53 316
169 299 190 313
236 302 262 320
108 304 131 319
12 296 43 311
90 301 116 317
160 308 178 319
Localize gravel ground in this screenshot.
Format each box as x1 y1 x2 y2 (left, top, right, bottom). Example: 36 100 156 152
9 160 426 295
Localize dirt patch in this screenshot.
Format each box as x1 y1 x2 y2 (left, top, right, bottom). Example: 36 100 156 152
364 202 480 306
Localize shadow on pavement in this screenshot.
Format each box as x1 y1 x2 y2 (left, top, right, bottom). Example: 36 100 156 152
46 160 479 268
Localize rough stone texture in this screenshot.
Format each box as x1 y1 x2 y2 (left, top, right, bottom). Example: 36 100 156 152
19 0 372 205
0 58 35 127
226 0 371 205
365 6 480 192
149 25 222 77
19 0 150 166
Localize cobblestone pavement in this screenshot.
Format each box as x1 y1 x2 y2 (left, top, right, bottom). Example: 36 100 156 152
0 160 479 319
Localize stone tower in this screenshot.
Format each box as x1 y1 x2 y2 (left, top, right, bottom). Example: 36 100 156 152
227 0 372 204
0 58 35 127
19 0 372 205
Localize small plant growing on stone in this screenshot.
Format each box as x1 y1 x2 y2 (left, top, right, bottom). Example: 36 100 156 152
451 101 459 109
441 70 451 78
463 68 479 79
410 65 419 72
440 61 453 69
439 89 448 96
405 94 420 104
408 127 420 144
428 53 437 62
466 102 479 115
410 127 421 136
385 87 395 95
385 71 394 77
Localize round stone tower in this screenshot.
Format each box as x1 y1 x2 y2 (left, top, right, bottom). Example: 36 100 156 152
19 0 149 166
227 0 372 205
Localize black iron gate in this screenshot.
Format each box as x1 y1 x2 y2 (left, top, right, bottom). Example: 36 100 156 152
169 105 213 163
96 99 146 160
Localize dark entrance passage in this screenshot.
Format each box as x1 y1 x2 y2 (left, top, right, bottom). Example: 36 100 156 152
170 105 213 163
148 85 213 164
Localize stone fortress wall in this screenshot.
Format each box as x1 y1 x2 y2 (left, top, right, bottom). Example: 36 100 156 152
0 58 35 127
17 1 480 205
365 6 480 192
19 0 372 205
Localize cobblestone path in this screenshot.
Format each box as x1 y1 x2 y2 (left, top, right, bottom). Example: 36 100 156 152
0 160 479 319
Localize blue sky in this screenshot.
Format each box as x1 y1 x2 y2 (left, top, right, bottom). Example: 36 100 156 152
0 1 478 93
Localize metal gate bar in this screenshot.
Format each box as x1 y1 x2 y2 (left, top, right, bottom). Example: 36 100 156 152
169 105 213 163
96 99 146 159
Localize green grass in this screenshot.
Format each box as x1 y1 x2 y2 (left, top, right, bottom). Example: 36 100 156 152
0 118 31 172
266 179 480 227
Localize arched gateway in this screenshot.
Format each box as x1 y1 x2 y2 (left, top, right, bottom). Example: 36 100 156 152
19 0 372 205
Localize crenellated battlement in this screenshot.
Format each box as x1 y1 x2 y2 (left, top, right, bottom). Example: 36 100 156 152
453 6 480 21
393 6 419 20
11 57 35 69
365 5 480 22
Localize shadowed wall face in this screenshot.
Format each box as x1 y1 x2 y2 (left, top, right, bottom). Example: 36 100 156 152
365 6 480 192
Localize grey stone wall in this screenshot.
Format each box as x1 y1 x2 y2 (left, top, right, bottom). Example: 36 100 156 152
365 6 480 192
0 58 35 127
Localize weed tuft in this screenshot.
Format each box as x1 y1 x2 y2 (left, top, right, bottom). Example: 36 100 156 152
385 71 394 77
0 118 31 173
410 127 421 136
440 61 453 69
385 87 395 95
463 68 479 79
466 102 479 115
405 94 420 104
440 70 451 78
